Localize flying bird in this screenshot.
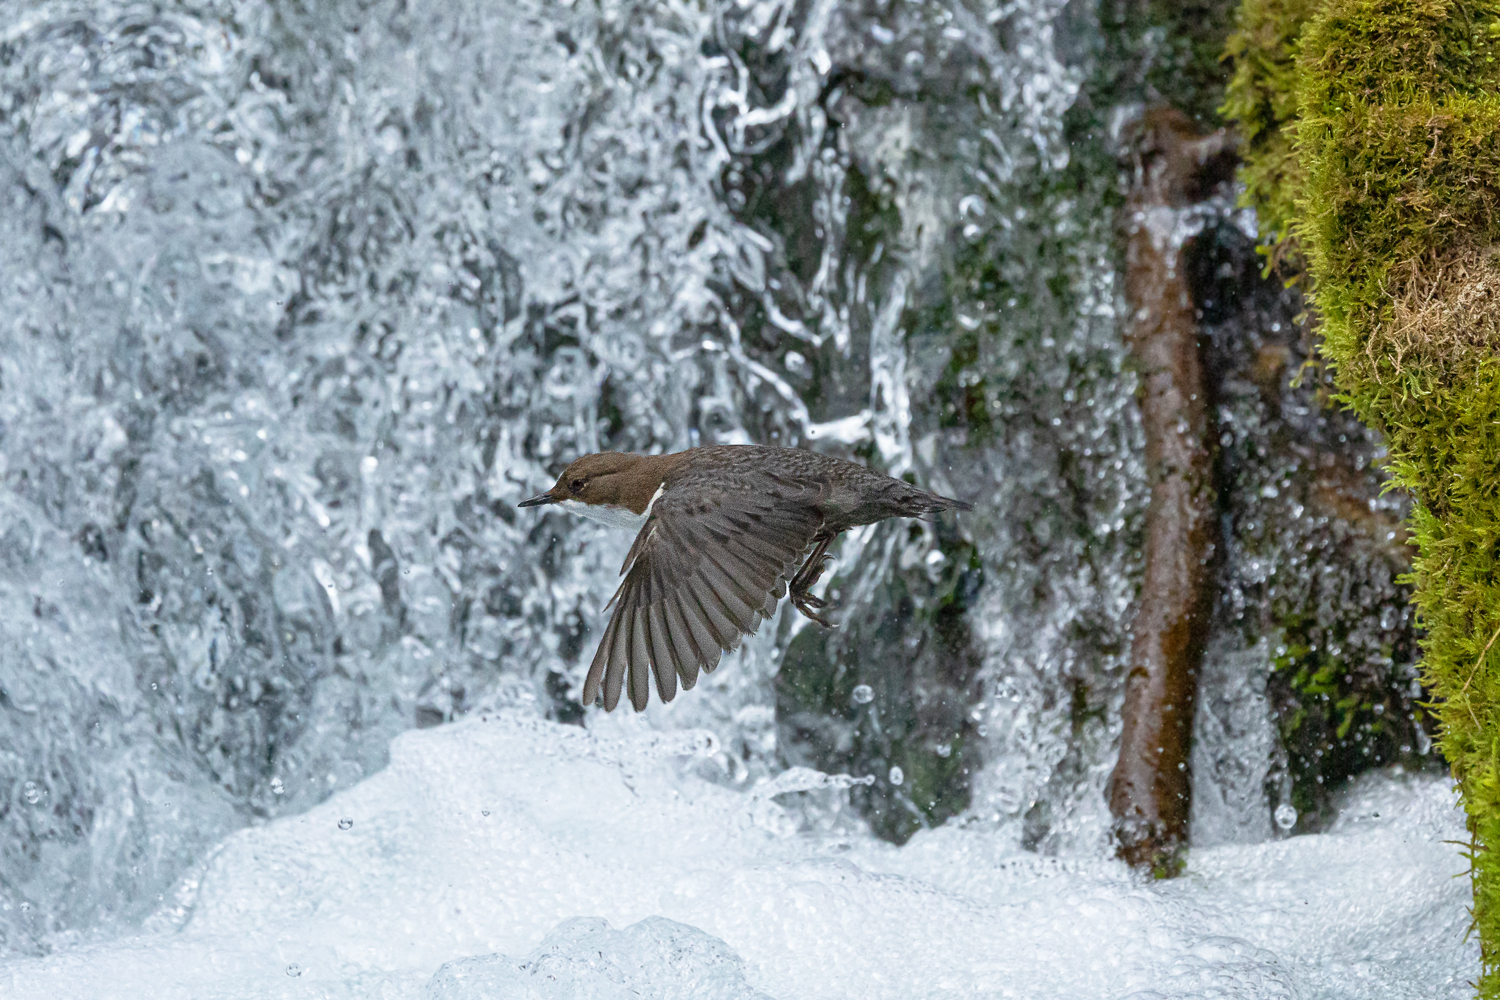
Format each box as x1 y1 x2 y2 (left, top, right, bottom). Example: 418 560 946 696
519 445 971 711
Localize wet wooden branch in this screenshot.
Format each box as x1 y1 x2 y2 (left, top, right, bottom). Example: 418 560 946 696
1108 107 1234 875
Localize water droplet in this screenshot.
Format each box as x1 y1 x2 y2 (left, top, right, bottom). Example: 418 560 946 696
286 963 303 978
270 777 284 795
22 781 43 805
851 684 874 705
1274 803 1298 831
888 766 904 786
338 817 353 831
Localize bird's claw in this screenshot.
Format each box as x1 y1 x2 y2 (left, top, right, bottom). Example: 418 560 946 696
791 590 835 628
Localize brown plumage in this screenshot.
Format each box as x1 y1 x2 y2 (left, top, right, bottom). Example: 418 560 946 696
519 445 971 711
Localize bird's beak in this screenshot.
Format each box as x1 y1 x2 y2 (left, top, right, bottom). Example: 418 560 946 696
517 493 559 508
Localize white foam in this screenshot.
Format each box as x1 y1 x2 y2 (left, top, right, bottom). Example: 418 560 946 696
0 714 1474 999
424 916 772 1000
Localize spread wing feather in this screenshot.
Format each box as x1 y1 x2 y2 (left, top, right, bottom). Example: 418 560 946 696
628 605 653 712
582 478 825 711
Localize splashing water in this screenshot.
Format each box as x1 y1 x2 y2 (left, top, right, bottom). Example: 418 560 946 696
0 0 1125 946
0 0 1461 987
0 715 1477 999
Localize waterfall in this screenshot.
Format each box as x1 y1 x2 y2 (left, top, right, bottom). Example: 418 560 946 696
0 0 1445 980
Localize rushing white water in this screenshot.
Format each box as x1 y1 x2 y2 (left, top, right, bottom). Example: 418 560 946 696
0 0 1452 989
0 714 1476 998
0 0 1126 945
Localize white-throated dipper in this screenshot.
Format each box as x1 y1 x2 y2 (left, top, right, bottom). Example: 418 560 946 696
519 445 971 711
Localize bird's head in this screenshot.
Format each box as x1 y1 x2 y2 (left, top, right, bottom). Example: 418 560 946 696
518 452 657 514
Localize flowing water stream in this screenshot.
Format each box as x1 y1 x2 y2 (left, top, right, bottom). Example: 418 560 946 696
0 0 1449 986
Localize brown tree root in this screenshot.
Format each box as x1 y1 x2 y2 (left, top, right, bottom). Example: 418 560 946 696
1108 107 1235 876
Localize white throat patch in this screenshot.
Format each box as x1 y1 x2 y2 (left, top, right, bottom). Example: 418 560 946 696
559 482 665 532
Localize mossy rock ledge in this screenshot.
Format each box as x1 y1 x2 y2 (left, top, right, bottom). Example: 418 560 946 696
1229 0 1500 987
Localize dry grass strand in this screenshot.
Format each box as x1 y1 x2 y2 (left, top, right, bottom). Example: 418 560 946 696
1375 244 1500 377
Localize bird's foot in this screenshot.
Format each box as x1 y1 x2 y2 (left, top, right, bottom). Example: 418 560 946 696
791 589 835 628
796 589 827 609
789 533 837 627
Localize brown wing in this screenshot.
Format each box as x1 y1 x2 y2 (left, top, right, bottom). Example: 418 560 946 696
582 478 825 711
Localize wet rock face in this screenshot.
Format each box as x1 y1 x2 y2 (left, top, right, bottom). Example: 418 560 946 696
730 0 1146 847
777 527 984 844
1188 221 1433 831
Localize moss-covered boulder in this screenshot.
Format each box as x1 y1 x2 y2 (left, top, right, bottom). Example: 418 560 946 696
1229 0 1500 986
1221 0 1323 266
1296 1 1500 985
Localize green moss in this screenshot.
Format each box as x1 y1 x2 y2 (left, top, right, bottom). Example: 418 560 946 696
1225 0 1500 981
1392 362 1500 989
1283 0 1500 987
1220 0 1321 267
1300 96 1500 309
1268 610 1429 827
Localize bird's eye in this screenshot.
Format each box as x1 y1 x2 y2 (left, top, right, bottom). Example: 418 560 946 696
569 478 586 493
